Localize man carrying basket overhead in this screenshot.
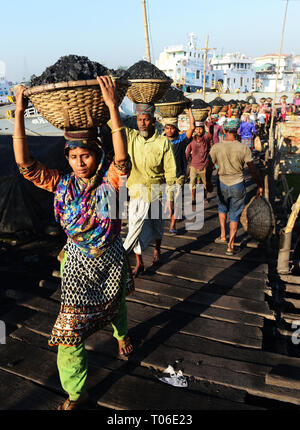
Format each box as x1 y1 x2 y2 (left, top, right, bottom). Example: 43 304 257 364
122 103 177 276
13 76 134 410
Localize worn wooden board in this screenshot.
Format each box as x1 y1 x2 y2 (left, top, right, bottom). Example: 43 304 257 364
157 235 267 263
266 365 300 391
130 250 266 286
138 272 267 301
0 337 258 410
0 369 64 410
132 279 273 321
2 297 263 350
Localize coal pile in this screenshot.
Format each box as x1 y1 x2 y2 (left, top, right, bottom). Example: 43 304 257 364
156 86 190 104
209 97 226 107
127 60 170 80
191 98 210 109
30 55 109 86
109 68 130 79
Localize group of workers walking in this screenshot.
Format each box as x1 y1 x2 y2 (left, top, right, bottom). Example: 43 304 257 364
13 78 264 410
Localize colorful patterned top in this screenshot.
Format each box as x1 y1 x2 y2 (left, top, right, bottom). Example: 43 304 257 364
19 145 131 258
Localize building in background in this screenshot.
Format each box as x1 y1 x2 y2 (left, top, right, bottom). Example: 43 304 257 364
210 52 256 93
253 53 297 92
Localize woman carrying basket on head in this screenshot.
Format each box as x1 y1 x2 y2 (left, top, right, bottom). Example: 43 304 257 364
13 76 134 410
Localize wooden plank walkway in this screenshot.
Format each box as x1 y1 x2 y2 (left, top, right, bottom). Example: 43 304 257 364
1 170 300 410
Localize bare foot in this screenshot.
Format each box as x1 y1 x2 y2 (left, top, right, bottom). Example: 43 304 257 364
132 264 144 277
118 336 133 357
152 249 160 265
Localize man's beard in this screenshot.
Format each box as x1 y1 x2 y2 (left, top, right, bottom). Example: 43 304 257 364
139 130 149 138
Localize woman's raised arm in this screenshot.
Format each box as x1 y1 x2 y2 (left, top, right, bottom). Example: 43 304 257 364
97 76 128 165
13 85 34 167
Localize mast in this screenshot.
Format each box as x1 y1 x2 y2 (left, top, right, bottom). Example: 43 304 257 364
142 0 151 63
268 0 289 158
202 36 209 101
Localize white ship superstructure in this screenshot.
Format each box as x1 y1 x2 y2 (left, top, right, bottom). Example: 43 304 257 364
156 33 214 91
210 52 256 93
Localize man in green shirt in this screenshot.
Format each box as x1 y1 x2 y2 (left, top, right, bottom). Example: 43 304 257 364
123 103 177 276
206 119 263 256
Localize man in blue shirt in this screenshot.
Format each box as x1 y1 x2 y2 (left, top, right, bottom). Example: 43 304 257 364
238 113 257 150
164 108 195 234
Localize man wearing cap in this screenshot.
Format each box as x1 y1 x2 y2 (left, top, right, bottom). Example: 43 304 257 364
238 113 257 150
186 122 212 205
163 108 195 234
123 103 177 276
206 119 263 256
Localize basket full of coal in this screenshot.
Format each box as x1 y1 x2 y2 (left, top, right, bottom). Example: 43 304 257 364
155 86 190 118
187 98 210 121
209 97 226 114
23 55 130 131
126 60 172 104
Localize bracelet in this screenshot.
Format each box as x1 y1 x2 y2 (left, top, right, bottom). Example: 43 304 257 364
13 136 27 139
111 126 125 134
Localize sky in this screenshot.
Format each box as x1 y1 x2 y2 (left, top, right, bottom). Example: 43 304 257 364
1 0 299 82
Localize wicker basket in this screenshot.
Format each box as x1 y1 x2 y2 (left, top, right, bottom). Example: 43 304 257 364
155 101 187 118
210 105 223 114
23 78 130 130
191 108 210 121
126 79 172 104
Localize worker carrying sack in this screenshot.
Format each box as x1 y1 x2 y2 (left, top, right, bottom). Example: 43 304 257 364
240 196 275 242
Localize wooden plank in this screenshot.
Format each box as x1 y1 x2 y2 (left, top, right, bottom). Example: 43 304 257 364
0 369 65 410
0 337 255 410
138 272 267 301
285 284 300 295
9 326 252 405
9 303 300 406
128 290 265 326
133 278 273 321
280 275 300 285
2 298 263 350
125 302 262 349
140 246 267 278
266 365 300 391
158 235 268 263
6 284 265 327
131 250 266 285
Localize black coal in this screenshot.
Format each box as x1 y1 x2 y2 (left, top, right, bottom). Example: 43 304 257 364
30 55 111 86
209 97 225 106
127 60 169 80
156 86 189 104
191 98 210 109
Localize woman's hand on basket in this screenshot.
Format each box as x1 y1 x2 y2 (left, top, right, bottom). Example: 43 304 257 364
15 85 28 112
97 76 117 109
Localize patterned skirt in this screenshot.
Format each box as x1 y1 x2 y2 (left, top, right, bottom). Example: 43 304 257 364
48 236 134 347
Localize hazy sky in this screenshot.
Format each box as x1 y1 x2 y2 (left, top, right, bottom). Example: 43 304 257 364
1 0 299 81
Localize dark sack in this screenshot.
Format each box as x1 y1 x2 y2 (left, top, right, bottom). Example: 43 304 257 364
240 196 275 242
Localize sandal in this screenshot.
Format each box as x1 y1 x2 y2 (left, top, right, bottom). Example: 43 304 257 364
169 229 178 235
214 237 227 244
57 393 88 410
118 335 133 358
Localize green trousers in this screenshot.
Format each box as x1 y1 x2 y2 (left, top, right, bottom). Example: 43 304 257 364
57 251 128 401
